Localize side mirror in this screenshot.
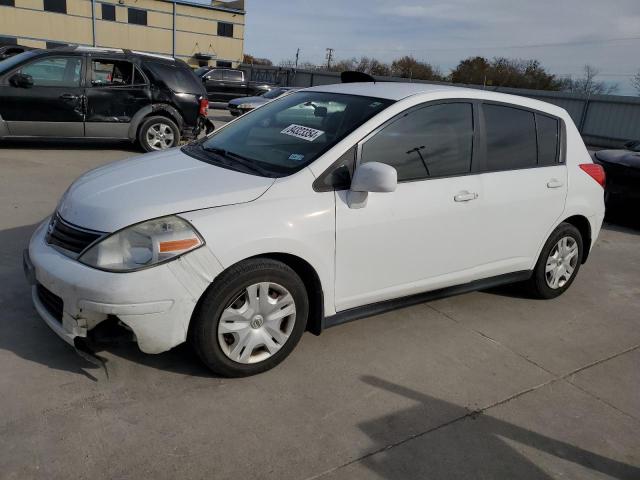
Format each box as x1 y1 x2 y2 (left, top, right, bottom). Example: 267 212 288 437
347 162 397 209
9 73 34 88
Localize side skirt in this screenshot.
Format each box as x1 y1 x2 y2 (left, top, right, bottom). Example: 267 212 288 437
322 270 532 330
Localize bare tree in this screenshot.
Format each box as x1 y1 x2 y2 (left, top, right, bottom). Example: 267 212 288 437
632 71 640 96
560 65 618 96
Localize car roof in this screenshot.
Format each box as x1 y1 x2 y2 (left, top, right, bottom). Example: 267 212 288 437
303 81 567 116
41 45 179 63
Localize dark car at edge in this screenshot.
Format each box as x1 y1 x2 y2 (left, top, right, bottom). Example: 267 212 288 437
0 46 213 151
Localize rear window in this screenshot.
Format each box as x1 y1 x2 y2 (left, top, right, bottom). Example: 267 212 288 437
483 104 537 171
144 62 204 94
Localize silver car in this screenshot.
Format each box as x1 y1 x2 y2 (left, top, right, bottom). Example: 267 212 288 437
228 87 299 116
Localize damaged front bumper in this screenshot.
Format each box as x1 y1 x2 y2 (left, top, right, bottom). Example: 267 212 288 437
25 220 222 354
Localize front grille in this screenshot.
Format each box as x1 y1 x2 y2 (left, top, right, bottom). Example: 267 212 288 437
46 214 104 254
36 283 63 323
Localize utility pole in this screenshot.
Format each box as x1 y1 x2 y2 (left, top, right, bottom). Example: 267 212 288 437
295 48 300 69
325 48 334 69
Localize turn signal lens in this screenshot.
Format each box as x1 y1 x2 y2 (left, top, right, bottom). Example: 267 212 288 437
159 238 201 253
579 163 606 188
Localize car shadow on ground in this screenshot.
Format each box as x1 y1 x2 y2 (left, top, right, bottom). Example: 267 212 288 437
356 376 640 479
0 138 141 152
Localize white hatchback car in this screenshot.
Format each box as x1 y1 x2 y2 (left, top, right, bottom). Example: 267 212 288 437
25 82 606 377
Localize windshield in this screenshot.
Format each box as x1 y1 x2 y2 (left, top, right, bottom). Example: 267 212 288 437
183 91 393 177
0 50 39 74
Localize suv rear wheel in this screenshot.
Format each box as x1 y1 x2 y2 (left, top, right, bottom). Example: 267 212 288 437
527 222 583 299
138 116 180 152
190 258 309 377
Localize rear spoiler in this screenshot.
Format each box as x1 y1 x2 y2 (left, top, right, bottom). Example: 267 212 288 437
341 71 376 83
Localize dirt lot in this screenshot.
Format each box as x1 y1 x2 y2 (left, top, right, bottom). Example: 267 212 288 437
0 110 638 479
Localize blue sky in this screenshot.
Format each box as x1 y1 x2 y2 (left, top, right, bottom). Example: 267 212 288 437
237 0 640 95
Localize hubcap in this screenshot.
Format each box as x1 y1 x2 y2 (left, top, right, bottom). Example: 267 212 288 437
545 236 579 289
146 123 175 150
217 282 296 364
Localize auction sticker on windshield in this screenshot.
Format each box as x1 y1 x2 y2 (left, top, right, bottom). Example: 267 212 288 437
281 124 325 142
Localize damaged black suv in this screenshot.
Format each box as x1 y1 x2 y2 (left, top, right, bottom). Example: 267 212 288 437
0 46 213 151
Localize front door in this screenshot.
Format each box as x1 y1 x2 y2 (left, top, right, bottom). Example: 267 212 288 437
0 55 84 136
84 57 150 138
335 102 485 311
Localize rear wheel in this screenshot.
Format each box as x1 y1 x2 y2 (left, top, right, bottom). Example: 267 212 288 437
526 222 583 299
138 116 180 152
191 258 308 377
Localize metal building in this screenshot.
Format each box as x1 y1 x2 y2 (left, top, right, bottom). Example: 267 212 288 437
0 0 245 67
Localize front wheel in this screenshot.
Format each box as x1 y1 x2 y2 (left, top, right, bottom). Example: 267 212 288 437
190 258 308 377
138 116 180 152
526 222 583 299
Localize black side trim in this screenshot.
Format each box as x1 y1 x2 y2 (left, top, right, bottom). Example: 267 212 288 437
322 270 532 330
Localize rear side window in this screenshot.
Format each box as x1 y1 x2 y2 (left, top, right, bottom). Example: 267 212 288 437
223 70 243 81
144 62 204 94
91 59 134 86
483 104 537 171
361 103 474 181
536 114 560 165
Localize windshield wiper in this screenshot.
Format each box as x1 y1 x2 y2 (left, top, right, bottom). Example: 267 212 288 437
201 145 273 177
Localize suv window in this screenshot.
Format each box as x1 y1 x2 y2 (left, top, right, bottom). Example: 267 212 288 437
144 62 204 94
361 103 474 181
536 114 560 166
483 104 537 171
91 59 135 86
223 70 243 81
19 56 81 87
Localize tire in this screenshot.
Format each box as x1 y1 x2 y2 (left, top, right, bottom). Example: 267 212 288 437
138 115 180 152
190 258 309 377
526 222 584 299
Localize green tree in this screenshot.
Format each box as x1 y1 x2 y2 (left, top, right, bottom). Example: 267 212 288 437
391 56 444 81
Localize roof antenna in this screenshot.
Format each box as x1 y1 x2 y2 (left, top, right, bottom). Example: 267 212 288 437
341 71 376 84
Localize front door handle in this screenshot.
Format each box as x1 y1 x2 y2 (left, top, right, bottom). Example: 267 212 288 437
59 93 78 101
454 191 479 202
547 179 564 189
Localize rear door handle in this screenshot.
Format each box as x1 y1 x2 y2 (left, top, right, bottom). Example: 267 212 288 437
59 93 78 101
547 179 564 189
454 191 479 202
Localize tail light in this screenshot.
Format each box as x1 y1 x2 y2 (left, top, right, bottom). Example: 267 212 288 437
199 98 209 116
579 163 606 188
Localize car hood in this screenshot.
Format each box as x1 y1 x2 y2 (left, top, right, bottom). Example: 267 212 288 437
229 96 268 107
595 150 640 169
58 149 275 232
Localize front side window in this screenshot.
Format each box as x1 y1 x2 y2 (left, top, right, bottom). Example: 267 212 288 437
483 104 537 171
19 56 81 87
184 92 393 177
43 0 66 13
361 103 474 182
91 59 134 86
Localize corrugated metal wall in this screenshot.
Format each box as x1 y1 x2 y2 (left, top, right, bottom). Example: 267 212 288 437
240 64 640 148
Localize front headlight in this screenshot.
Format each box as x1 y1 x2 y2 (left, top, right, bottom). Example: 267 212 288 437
238 103 254 110
79 215 203 272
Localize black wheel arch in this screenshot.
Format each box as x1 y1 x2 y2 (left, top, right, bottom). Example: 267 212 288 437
562 215 592 263
128 104 184 141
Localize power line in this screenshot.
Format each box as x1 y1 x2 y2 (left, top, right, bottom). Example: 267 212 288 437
283 35 640 55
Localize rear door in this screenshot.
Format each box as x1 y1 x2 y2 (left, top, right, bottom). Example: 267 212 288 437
0 55 84 136
475 103 567 274
84 57 150 138
222 69 246 99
